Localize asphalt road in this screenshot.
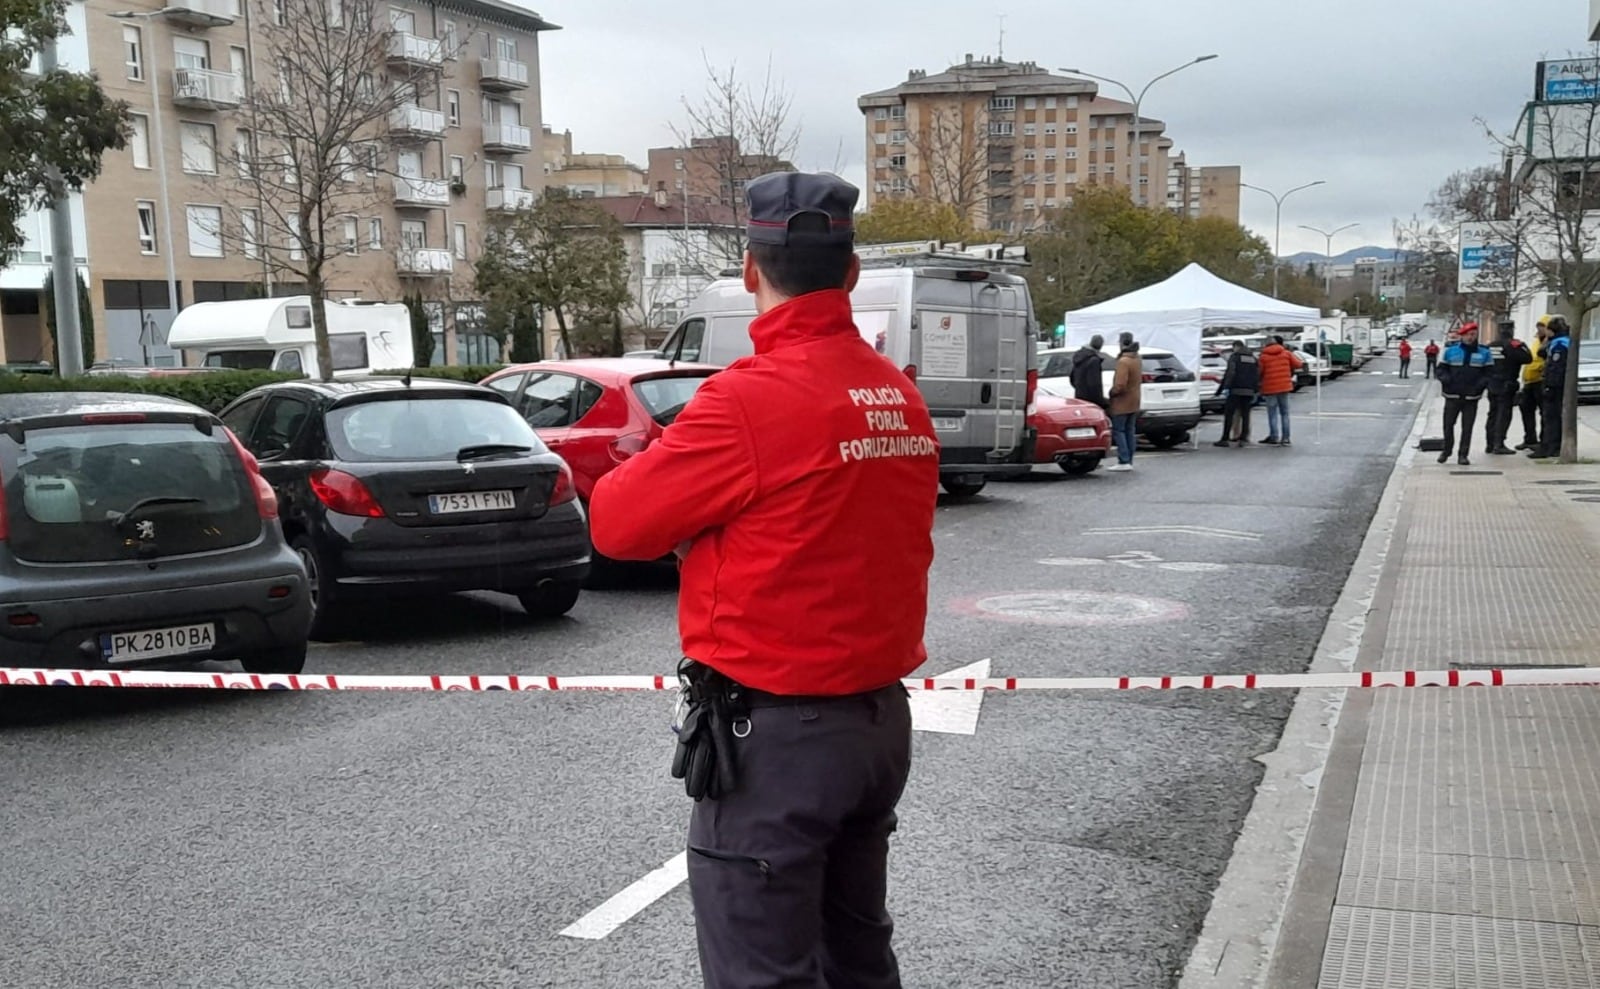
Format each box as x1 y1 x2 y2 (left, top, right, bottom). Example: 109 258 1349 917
1 360 1425 989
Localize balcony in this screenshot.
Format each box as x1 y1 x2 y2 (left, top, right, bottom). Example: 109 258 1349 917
387 32 445 69
392 175 449 207
389 103 446 141
487 186 536 211
482 122 532 153
397 247 454 276
171 67 243 109
164 0 235 28
479 56 529 91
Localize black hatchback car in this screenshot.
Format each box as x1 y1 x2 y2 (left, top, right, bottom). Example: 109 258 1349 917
0 393 312 672
218 378 590 636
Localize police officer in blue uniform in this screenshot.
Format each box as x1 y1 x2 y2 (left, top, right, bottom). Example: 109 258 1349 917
1436 322 1493 466
1532 315 1573 458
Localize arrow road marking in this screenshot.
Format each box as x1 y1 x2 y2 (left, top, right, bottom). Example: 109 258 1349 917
1083 525 1261 541
559 659 993 941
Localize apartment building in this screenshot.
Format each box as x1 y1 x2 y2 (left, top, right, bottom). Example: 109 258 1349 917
644 136 795 208
1165 153 1242 223
540 126 647 197
857 56 1175 232
1 0 556 368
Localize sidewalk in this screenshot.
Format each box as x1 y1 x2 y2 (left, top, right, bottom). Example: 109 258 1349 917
1188 392 1600 988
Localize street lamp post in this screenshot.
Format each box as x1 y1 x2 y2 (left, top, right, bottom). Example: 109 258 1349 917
1242 180 1326 298
1060 55 1218 207
110 9 182 361
1298 222 1359 302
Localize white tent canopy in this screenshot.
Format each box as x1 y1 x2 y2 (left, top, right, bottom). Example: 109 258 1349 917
1060 263 1321 369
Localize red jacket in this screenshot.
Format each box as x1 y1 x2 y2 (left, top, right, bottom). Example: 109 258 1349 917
589 289 940 695
1399 340 1412 359
1257 343 1303 395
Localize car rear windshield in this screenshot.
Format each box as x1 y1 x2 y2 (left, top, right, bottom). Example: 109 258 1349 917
1142 354 1195 382
326 397 546 462
632 375 711 425
1 422 260 563
203 350 276 370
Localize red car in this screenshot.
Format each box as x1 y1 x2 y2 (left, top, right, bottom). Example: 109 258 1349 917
479 358 720 503
1030 392 1111 474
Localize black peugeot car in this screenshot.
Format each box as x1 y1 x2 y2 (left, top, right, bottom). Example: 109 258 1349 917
218 378 591 637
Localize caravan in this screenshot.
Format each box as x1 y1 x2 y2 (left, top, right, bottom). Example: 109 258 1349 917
651 241 1038 497
167 296 414 378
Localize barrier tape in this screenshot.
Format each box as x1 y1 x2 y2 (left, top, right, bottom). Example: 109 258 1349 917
3 666 1600 693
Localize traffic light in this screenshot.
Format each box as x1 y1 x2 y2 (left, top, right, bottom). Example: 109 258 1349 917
1379 294 1388 303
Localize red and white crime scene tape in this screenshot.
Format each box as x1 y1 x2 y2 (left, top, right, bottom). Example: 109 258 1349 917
3 666 1600 692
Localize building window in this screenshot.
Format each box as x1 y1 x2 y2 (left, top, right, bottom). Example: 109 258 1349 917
1044 123 1057 136
180 122 217 174
1066 124 1078 134
1066 173 1078 184
1023 149 1036 161
874 107 887 120
889 154 906 168
136 201 158 254
289 218 304 260
128 113 151 169
889 177 909 193
272 0 285 24
1044 96 1057 110
1024 97 1037 110
328 0 343 28
343 214 358 254
453 222 467 260
446 90 460 126
241 208 260 258
449 154 464 181
1066 95 1079 109
989 121 1014 136
674 156 684 170
368 217 382 250
889 105 905 120
1065 149 1077 159
235 128 253 177
1044 149 1057 161
873 133 887 146
889 130 906 144
123 25 143 80
1023 123 1036 136
989 96 1016 111
442 19 457 52
186 204 224 258
1023 199 1036 210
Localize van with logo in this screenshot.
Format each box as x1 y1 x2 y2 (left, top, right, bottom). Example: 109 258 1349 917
651 242 1038 497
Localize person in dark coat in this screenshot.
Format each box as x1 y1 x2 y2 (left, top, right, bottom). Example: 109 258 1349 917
1532 316 1573 459
1484 324 1531 455
1068 335 1107 410
1213 340 1261 447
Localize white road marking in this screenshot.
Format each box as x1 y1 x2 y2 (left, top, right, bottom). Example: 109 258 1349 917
1038 554 1228 573
964 589 1189 626
1158 561 1229 573
559 852 688 940
1083 525 1261 542
908 659 990 735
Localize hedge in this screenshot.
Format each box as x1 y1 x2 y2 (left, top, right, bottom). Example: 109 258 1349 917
0 370 298 413
375 365 504 382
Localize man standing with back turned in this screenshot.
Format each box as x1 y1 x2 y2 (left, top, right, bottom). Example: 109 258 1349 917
590 171 940 989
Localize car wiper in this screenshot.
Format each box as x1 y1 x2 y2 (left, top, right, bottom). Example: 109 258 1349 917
457 443 534 461
109 496 205 523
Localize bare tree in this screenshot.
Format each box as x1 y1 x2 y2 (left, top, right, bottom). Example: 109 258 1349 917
211 0 460 379
902 87 1001 227
1471 60 1600 460
669 55 799 268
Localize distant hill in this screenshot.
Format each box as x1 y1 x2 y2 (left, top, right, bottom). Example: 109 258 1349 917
1281 245 1402 266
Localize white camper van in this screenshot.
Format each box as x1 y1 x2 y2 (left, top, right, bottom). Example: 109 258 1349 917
167 296 414 378
652 241 1038 497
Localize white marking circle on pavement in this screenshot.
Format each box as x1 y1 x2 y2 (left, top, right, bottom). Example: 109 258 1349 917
957 590 1190 626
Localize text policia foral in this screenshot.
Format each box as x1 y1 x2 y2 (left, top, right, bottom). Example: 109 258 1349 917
840 385 939 463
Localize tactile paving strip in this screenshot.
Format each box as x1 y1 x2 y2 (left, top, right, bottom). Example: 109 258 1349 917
1321 906 1600 989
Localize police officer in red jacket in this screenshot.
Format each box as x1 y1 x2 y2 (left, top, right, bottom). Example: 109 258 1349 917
589 170 939 989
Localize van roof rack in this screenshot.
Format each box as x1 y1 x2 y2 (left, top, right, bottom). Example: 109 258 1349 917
853 239 1031 269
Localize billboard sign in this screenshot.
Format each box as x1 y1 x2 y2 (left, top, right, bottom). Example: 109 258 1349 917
1458 222 1517 294
1537 58 1600 102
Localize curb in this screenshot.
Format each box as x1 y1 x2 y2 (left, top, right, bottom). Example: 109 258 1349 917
1176 378 1427 989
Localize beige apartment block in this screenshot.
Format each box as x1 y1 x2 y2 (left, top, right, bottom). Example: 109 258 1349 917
73 0 555 367
1166 153 1242 223
644 137 795 208
540 126 646 197
857 55 1179 233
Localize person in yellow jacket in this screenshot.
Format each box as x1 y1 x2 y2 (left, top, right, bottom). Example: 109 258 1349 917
1516 315 1550 451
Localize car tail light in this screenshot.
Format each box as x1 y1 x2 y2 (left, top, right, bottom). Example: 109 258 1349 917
902 364 917 383
224 427 279 521
1025 368 1039 416
1141 372 1157 383
608 432 650 463
309 469 385 518
548 465 576 506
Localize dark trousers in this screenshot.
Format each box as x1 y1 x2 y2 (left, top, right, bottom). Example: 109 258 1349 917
1539 387 1565 456
1221 393 1254 442
1519 381 1543 446
1485 389 1517 451
1441 396 1478 457
1425 356 1438 378
1399 357 1411 378
689 685 912 989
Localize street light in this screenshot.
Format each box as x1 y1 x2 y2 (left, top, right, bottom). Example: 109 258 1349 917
1299 222 1359 301
1060 55 1218 207
110 8 182 361
1242 180 1325 298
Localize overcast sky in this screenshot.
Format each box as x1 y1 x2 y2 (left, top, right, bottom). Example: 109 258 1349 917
538 0 1593 258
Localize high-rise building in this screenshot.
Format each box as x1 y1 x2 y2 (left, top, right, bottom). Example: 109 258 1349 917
1 0 557 368
644 136 795 208
1165 154 1242 223
857 56 1176 232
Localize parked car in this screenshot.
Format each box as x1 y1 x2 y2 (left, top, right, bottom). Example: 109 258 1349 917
1578 355 1600 403
479 358 721 503
1285 344 1333 389
218 378 590 637
1198 350 1227 415
1030 383 1111 474
0 392 311 672
1037 346 1202 448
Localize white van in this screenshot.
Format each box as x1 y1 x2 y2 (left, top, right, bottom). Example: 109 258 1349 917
167 296 414 378
653 262 1037 497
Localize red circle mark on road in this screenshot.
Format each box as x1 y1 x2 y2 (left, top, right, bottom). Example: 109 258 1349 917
950 589 1191 627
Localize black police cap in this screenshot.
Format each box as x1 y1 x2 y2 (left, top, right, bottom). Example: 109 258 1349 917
745 171 858 247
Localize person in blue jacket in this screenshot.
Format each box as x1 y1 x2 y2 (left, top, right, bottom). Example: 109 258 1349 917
1436 322 1494 466
1531 315 1573 459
